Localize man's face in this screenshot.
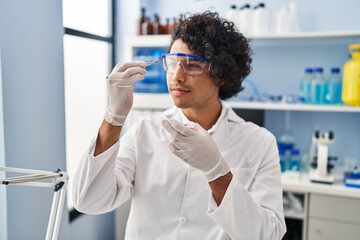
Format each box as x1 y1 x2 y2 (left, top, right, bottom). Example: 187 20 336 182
166 39 220 110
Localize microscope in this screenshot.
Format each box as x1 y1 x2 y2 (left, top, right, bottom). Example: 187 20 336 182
309 130 337 184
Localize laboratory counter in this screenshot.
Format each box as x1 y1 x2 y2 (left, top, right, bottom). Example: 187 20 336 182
281 174 360 199
281 174 360 240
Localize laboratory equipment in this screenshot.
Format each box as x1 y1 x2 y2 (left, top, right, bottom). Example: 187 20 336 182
282 148 301 181
0 166 68 240
289 149 301 172
279 148 287 173
137 8 146 35
309 130 337 184
310 67 327 104
161 53 210 75
229 78 258 101
225 5 238 29
252 3 269 35
145 60 158 67
288 1 301 33
344 166 360 188
342 43 360 106
326 67 342 104
277 111 295 150
239 4 253 36
300 68 313 103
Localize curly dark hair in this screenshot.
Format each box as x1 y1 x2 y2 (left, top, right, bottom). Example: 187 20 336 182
169 11 252 100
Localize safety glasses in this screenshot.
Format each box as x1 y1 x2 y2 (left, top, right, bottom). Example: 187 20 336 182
161 53 210 76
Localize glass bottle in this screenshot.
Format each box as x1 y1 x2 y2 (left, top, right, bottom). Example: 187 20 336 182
310 67 326 104
300 68 313 103
279 148 287 173
152 14 163 35
138 8 146 35
326 67 342 104
141 17 152 35
289 149 301 172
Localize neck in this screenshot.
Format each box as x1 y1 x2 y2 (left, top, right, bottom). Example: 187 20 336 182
181 100 222 130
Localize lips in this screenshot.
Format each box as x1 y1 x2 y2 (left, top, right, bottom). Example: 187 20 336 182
170 87 191 96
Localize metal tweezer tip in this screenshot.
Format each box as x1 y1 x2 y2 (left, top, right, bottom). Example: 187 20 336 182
145 60 158 67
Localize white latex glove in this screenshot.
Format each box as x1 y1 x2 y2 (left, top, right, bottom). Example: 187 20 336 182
162 119 230 182
104 62 146 126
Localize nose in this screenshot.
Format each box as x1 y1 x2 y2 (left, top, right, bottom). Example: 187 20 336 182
171 62 186 82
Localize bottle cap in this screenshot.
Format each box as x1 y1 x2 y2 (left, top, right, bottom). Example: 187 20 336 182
291 149 300 155
279 148 286 156
241 4 251 9
305 68 313 73
314 67 323 73
331 67 340 73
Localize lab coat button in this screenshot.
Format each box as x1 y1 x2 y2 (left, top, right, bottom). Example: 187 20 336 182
180 217 188 225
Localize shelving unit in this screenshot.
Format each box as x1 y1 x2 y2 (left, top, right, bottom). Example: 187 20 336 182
128 31 360 112
133 93 360 112
125 31 360 59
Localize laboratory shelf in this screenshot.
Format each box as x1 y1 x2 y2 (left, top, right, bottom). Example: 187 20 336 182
126 31 360 48
249 30 360 40
227 101 360 112
133 93 360 112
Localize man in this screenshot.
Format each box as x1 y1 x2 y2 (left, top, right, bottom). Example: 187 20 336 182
73 11 286 240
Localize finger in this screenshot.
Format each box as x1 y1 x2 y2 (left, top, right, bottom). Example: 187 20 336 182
168 119 196 137
162 119 188 142
169 142 190 161
122 66 147 79
108 67 146 83
126 73 145 83
114 61 146 72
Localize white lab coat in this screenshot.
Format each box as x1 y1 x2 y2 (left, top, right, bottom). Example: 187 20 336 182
73 102 286 240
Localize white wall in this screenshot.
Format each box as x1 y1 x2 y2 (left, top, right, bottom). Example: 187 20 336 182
0 0 114 239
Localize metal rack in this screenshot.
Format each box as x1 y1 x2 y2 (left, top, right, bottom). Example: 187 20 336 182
0 166 68 240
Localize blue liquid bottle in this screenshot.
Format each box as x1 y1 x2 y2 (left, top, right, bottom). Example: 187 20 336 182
310 67 326 104
279 148 287 173
289 149 301 172
300 68 313 103
326 67 343 104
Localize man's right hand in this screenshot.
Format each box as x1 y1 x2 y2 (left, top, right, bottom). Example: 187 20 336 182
104 61 147 126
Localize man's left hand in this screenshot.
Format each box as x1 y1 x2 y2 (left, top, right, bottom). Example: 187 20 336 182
162 119 230 182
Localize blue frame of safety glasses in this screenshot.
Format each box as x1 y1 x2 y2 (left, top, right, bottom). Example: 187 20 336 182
160 53 207 62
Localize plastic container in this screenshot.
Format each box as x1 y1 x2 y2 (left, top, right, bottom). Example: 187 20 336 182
300 68 313 103
310 67 326 104
288 1 301 33
226 5 239 29
279 148 287 173
239 4 253 36
274 6 289 34
326 67 343 104
289 149 301 172
253 3 269 35
342 43 360 106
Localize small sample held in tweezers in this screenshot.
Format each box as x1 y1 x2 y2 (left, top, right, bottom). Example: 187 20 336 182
145 60 158 67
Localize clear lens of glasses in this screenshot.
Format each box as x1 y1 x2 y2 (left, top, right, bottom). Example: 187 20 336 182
161 53 210 75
